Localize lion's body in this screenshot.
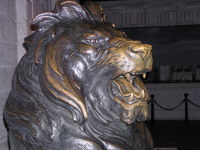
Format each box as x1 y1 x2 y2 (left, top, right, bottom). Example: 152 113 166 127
4 1 153 150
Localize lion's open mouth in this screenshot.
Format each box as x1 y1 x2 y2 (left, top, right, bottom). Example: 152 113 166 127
111 71 148 124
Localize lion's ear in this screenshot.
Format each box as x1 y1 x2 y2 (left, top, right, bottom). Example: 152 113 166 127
32 1 89 32
32 1 105 32
55 0 88 20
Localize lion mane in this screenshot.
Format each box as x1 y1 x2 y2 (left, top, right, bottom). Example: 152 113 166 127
4 1 153 150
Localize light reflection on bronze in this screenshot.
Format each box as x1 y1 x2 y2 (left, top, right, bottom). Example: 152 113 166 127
4 0 153 150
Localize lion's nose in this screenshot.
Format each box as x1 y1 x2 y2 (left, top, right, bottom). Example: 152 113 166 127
131 44 151 59
130 43 153 71
145 53 153 72
143 44 153 72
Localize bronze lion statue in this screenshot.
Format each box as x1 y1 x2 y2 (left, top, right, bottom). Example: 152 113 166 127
4 1 153 150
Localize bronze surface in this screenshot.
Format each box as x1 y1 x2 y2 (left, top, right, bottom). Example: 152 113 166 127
4 0 153 149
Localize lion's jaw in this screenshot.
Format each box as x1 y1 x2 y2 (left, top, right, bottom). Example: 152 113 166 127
104 38 153 124
112 76 149 124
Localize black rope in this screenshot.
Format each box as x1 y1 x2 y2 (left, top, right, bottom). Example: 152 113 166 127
148 93 200 110
154 100 184 111
188 100 200 108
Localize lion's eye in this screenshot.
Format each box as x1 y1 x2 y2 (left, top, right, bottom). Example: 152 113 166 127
84 36 109 45
87 39 97 43
98 37 109 43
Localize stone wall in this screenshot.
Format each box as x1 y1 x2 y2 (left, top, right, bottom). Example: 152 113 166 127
0 0 17 149
0 0 55 149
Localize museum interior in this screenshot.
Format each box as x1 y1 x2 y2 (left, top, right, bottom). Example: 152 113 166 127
1 0 200 150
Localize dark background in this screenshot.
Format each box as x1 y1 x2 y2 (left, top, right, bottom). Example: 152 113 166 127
121 25 200 67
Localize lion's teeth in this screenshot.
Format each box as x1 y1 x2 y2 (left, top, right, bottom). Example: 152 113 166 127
142 73 146 79
124 73 131 82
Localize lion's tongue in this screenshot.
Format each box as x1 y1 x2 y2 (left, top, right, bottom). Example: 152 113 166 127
113 77 145 104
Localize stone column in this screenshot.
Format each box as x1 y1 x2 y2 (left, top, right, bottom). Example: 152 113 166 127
16 0 33 62
0 0 17 149
0 0 55 149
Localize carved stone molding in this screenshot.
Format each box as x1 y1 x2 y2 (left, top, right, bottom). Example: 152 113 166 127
97 0 200 28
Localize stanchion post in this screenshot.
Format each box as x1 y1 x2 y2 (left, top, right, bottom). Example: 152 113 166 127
150 94 155 126
184 93 189 126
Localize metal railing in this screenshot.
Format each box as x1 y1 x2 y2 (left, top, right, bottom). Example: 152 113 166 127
148 93 200 125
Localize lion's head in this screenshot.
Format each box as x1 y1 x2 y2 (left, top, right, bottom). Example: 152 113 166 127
24 0 153 125
5 1 153 149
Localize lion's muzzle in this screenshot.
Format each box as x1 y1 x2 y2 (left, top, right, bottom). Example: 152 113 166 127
108 37 153 124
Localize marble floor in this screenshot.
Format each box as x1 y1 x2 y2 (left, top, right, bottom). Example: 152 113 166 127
146 120 200 150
